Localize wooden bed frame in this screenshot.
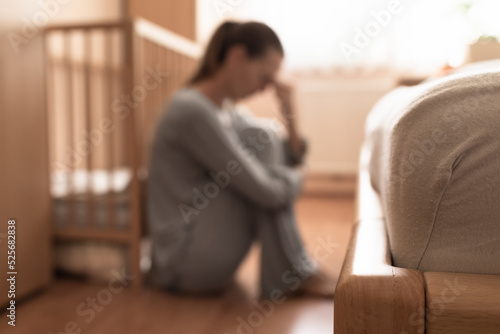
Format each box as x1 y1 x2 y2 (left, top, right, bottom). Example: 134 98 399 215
334 145 500 333
44 18 201 286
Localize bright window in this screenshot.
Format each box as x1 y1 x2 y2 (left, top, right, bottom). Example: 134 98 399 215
197 0 500 74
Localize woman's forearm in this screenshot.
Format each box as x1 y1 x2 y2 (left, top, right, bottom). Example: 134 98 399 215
281 103 304 158
273 81 306 161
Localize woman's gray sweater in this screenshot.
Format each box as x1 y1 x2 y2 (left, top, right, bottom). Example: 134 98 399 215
146 86 306 278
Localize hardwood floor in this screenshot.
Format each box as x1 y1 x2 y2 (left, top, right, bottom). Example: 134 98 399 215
0 195 354 334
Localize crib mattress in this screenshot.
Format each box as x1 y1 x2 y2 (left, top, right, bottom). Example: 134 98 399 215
51 168 138 229
53 190 132 229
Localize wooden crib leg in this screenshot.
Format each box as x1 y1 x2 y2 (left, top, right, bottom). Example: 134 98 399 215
129 233 143 288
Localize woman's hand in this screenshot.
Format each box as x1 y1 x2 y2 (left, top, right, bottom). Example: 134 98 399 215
273 81 295 121
272 80 305 163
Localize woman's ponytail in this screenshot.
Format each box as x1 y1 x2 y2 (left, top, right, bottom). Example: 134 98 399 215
187 21 239 85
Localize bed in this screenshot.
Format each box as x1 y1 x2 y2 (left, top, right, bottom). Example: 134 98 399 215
335 61 500 333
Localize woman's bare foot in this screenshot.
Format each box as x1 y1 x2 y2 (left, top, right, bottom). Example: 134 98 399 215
295 269 337 299
257 269 338 301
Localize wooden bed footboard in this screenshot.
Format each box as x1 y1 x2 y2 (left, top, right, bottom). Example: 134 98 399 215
334 219 426 334
424 272 500 334
334 147 426 334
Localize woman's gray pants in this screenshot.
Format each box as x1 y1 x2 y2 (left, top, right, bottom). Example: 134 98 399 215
159 122 319 299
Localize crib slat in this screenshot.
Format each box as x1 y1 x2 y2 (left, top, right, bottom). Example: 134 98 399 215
143 39 151 169
169 49 175 98
174 51 180 95
64 32 76 230
157 42 164 120
104 29 116 231
160 46 168 105
150 41 160 166
83 30 94 230
127 22 143 287
178 52 184 91
165 49 172 101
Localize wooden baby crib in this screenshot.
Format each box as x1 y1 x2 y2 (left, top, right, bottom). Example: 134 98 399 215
44 18 202 286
